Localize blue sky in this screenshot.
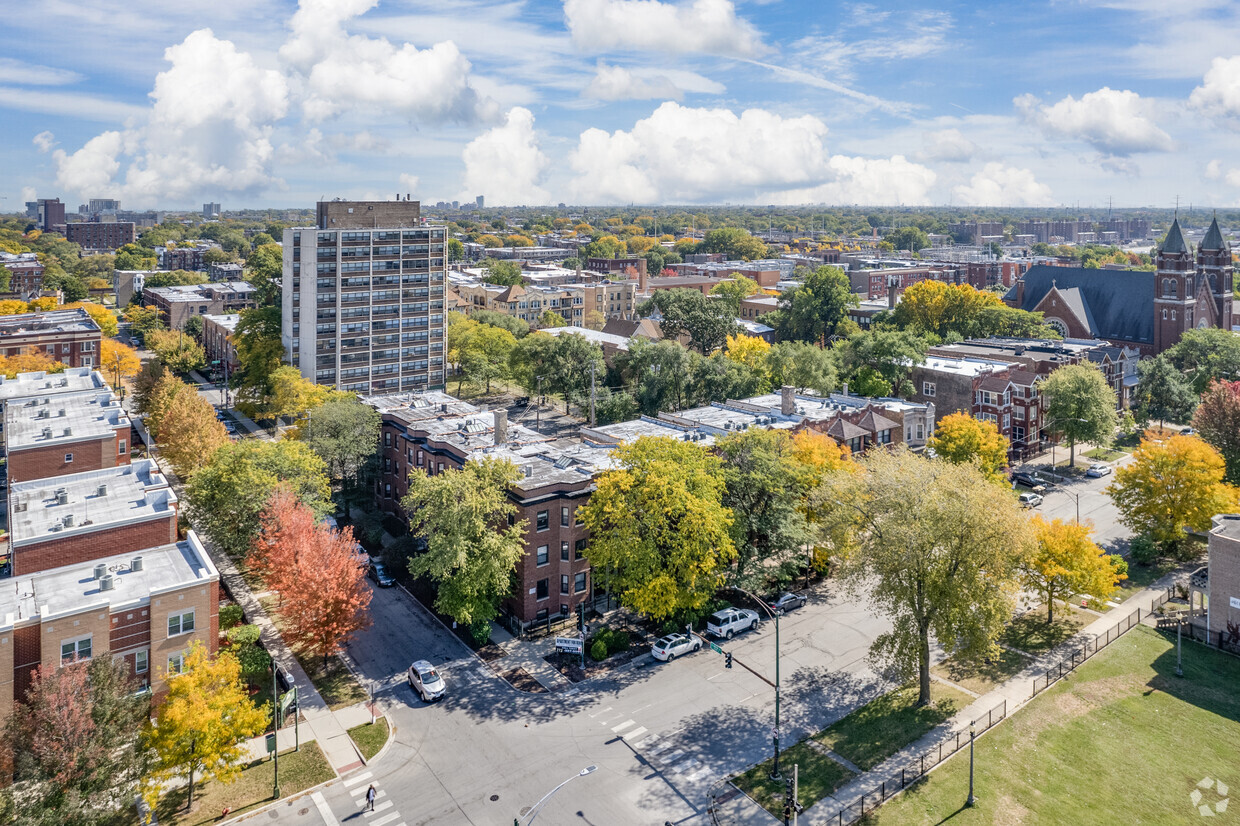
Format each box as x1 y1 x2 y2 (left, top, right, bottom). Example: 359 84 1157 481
4 0 1240 209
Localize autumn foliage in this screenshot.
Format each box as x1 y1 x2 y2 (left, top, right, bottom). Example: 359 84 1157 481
250 488 372 663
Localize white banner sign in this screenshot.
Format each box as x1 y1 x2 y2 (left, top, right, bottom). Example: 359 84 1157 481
1230 597 1240 610
555 636 584 654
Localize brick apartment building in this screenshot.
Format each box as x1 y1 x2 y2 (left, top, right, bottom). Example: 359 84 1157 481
910 355 1045 458
586 256 647 279
0 309 102 369
143 281 256 330
65 221 136 251
156 242 220 271
0 252 45 298
0 367 109 418
202 313 240 374
1206 514 1240 643
450 274 637 325
5 391 131 483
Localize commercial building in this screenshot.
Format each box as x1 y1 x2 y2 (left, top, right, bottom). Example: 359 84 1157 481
0 309 102 369
36 199 65 233
143 281 256 330
203 202 221 220
282 200 448 394
65 221 136 251
4 391 131 483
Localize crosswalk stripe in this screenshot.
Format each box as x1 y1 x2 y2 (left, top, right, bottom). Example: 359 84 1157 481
588 706 613 718
364 801 394 817
623 726 648 741
344 772 373 787
311 792 339 825
647 740 674 756
658 749 685 766
633 735 658 749
357 791 388 806
369 813 402 826
671 758 700 775
350 784 373 796
687 766 712 782
611 720 635 733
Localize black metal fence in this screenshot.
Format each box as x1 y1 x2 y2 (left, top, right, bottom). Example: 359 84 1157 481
1169 618 1240 657
1031 607 1141 696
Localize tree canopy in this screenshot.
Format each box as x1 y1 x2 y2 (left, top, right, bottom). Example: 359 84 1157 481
1041 363 1119 465
1194 380 1240 485
928 411 1010 483
638 288 737 354
766 265 856 345
1166 327 1240 394
697 227 769 260
1023 516 1125 623
1133 354 1197 427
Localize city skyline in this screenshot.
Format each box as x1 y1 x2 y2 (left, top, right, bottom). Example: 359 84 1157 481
4 0 1240 209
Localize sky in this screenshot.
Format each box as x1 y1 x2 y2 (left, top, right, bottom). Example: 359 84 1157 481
4 0 1240 210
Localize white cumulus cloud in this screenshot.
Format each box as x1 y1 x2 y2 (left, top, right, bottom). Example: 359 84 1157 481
20 186 36 204
775 156 937 205
32 131 56 153
461 107 550 206
1206 159 1223 179
1190 55 1240 119
564 0 766 57
916 128 977 163
953 163 1053 206
398 173 420 195
1015 87 1173 156
584 63 725 100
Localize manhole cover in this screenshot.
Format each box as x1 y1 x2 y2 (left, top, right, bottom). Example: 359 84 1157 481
268 812 279 819
299 808 310 815
490 795 499 802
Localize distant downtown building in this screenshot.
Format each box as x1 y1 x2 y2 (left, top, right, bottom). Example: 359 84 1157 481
282 200 447 394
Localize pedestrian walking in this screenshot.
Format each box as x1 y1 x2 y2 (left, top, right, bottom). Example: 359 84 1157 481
365 784 377 812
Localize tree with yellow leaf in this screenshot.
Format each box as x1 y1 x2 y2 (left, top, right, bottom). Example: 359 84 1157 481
0 350 66 378
1023 516 1126 623
143 642 268 811
724 332 771 386
1108 435 1240 557
147 374 230 477
927 412 1010 484
100 338 141 391
265 365 328 421
63 301 118 336
0 299 29 316
28 296 58 311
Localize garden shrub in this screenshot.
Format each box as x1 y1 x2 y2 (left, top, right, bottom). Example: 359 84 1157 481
589 639 608 662
219 604 244 629
226 624 261 646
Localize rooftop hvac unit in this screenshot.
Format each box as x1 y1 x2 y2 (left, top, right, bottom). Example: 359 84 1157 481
62 514 74 528
41 427 52 439
64 427 71 437
93 563 107 580
131 556 144 572
57 409 65 417
99 574 115 591
41 397 49 405
59 378 68 387
37 409 48 419
97 484 108 497
56 490 68 505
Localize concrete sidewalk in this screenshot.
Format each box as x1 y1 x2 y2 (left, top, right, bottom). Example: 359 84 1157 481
238 701 381 764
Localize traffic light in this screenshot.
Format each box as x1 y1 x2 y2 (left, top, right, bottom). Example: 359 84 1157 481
725 652 733 669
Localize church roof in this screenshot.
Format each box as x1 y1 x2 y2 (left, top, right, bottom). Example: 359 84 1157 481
1201 216 1227 251
1004 265 1154 345
1161 218 1189 254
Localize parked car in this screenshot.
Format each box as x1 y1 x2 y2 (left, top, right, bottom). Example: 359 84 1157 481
1085 463 1112 478
1180 427 1195 436
129 337 141 348
706 607 760 639
275 664 296 694
772 592 807 612
1011 471 1048 492
651 633 701 662
368 561 395 587
1019 492 1044 508
407 660 446 702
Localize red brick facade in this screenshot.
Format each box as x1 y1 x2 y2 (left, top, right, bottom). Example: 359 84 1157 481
14 515 178 576
8 427 130 483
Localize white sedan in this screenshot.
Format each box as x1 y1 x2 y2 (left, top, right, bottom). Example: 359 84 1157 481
1085 463 1112 478
651 633 701 662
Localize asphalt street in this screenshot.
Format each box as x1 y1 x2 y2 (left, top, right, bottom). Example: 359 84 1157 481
1024 454 1133 554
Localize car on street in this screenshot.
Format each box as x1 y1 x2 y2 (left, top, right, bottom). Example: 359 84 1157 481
772 592 807 612
706 607 760 639
407 659 446 702
1180 427 1195 436
1011 471 1048 492
1085 463 1112 478
368 561 395 587
651 633 701 662
1019 492 1044 508
129 337 141 348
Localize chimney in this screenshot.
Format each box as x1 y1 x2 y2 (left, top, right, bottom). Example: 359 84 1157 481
494 409 508 445
842 382 849 397
638 263 648 294
781 386 795 417
887 275 899 309
1015 277 1025 308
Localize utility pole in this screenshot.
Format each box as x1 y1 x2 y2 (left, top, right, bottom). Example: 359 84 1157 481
536 376 543 433
272 666 280 799
589 362 596 427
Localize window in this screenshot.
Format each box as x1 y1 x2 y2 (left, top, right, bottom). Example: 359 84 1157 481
437 462 445 473
168 610 195 637
561 575 570 595
535 607 548 621
384 431 391 447
575 538 587 559
384 483 392 498
561 542 570 561
118 439 127 454
1003 413 1011 429
64 453 73 463
536 579 549 600
536 510 549 531
135 650 148 674
1162 309 1168 320
1171 310 1176 321
922 381 936 397
167 654 185 675
574 572 588 593
60 636 92 664
561 506 570 527
536 545 549 566
417 450 423 466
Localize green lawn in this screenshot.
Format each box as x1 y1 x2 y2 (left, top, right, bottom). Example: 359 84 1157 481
155 742 334 826
348 718 390 761
259 596 368 710
1114 558 1177 602
1083 447 1127 462
733 741 854 818
816 682 972 772
931 647 1030 695
998 604 1091 655
868 626 1240 825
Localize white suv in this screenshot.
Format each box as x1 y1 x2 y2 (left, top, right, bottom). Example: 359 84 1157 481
706 608 760 639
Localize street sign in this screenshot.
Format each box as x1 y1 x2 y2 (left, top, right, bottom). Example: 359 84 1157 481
279 687 297 715
710 642 723 654
555 636 584 654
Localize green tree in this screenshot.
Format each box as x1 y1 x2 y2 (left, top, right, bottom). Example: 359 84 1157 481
638 288 736 354
1166 327 1240 394
927 412 1010 484
303 396 381 499
124 305 165 342
460 323 517 392
579 437 735 621
1194 380 1240 485
481 259 523 286
1042 363 1119 466
582 234 626 260
142 270 208 289
143 643 268 812
692 350 766 403
698 227 769 260
537 309 567 329
403 458 527 642
508 332 605 413
243 243 283 307
248 232 275 249
717 428 812 589
232 305 284 413
594 387 639 424
766 266 856 345
0 264 10 293
615 337 699 414
816 449 1032 706
765 341 837 395
185 439 332 557
885 226 930 252
181 314 204 342
146 329 207 374
447 238 465 262
834 329 928 398
709 276 761 314
1133 354 1197 427
471 309 529 338
1023 516 1125 623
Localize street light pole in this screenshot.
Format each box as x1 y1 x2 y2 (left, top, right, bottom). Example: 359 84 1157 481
731 587 781 780
966 722 976 807
517 765 597 825
272 665 281 799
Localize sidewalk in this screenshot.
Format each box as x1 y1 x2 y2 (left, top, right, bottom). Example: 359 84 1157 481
718 578 1176 825
187 369 268 439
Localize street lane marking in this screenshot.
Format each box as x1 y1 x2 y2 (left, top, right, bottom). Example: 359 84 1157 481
357 790 388 806
611 720 635 733
588 706 612 718
311 792 339 825
671 758 700 775
623 726 648 740
364 801 394 817
658 749 685 766
369 814 402 826
344 771 373 787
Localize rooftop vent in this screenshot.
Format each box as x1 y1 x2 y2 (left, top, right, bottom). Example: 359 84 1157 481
93 563 107 580
99 574 115 591
131 556 144 572
40 397 49 405
64 427 71 437
97 484 108 497
56 490 68 505
62 514 74 528
57 408 65 417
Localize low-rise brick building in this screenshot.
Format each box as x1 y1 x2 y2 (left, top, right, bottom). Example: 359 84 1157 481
1206 514 1240 645
202 313 240 375
5 391 131 483
65 221 136 251
143 281 256 330
0 252 45 298
0 309 102 369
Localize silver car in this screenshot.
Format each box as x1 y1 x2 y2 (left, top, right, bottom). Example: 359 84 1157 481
407 659 446 702
1085 463 1112 478
651 633 701 662
706 608 760 639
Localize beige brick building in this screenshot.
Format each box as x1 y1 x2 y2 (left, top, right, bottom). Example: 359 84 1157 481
449 274 637 326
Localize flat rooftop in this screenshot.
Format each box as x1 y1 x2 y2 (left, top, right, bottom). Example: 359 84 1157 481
9 459 175 547
918 355 1012 377
0 532 217 626
542 326 631 349
1212 514 1240 542
0 309 99 337
144 281 254 303
201 313 241 332
6 391 128 451
0 368 108 405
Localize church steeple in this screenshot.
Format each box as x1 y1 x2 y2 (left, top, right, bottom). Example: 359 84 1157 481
1201 214 1227 252
1162 217 1189 254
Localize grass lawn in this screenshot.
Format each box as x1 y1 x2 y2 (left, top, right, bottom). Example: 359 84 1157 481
155 742 334 826
868 626 1240 825
1114 558 1178 602
931 647 1030 695
1083 447 1127 462
816 682 972 772
259 596 369 710
348 718 390 761
733 741 854 818
999 604 1091 656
